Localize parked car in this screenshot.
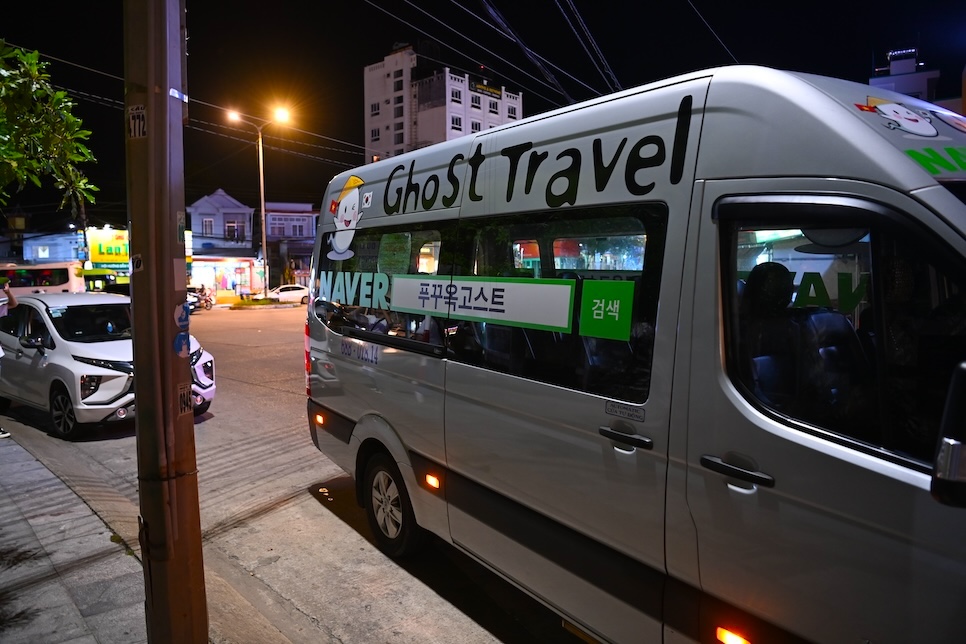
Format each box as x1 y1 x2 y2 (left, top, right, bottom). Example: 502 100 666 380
0 292 216 437
255 283 310 304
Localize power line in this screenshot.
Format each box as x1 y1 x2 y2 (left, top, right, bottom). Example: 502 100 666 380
559 0 621 92
364 0 569 107
687 1 739 64
479 0 574 103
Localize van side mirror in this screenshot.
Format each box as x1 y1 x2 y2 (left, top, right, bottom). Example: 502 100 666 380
931 362 966 507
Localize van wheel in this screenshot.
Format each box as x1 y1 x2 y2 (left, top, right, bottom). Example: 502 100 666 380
49 384 80 438
363 453 424 557
301 296 309 305
193 400 211 415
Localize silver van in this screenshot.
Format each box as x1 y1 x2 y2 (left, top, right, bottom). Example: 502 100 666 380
306 65 966 643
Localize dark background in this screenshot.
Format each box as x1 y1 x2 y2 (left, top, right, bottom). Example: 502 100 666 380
3 1 965 230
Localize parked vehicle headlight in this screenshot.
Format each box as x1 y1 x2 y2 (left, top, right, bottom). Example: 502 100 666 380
80 375 102 399
190 347 203 366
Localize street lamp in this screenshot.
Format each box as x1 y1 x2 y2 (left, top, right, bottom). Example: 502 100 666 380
227 107 290 297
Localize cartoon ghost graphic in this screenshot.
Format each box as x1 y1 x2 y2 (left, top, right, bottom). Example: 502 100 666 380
328 175 365 260
875 102 938 137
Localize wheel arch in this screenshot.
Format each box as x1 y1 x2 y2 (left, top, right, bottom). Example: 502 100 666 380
351 413 449 541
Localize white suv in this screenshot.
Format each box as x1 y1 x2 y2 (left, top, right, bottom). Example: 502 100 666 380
0 292 216 437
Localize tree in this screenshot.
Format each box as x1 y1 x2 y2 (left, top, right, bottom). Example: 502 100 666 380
0 41 98 217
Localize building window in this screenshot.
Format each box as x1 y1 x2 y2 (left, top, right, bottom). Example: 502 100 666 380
293 224 305 237
394 95 404 105
451 89 462 104
451 115 462 131
394 106 404 118
225 221 246 242
393 79 404 92
394 69 403 78
370 128 380 142
394 132 404 145
471 95 481 110
202 218 213 236
370 102 380 116
270 224 284 236
489 100 499 114
471 121 481 133
508 105 517 119
394 122 404 131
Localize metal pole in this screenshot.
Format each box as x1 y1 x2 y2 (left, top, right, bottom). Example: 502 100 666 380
257 127 269 296
124 0 208 640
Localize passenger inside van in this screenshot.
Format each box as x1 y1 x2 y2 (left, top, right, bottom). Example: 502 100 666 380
738 261 873 435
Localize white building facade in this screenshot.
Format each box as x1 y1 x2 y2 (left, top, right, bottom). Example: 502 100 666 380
265 202 318 287
363 45 523 160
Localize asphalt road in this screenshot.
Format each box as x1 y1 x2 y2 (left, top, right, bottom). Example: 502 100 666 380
2 305 581 643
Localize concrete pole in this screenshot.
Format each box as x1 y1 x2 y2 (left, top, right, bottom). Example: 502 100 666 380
123 0 208 641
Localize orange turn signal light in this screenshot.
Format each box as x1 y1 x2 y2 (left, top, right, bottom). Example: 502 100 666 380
716 627 750 644
425 474 440 489
315 413 325 426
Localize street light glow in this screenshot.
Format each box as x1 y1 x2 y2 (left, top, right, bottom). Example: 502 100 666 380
225 107 292 298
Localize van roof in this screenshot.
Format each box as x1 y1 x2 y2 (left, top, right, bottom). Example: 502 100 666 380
321 65 966 225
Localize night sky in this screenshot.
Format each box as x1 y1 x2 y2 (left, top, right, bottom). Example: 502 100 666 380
3 1 965 229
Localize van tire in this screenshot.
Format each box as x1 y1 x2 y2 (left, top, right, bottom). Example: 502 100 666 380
49 384 80 438
363 453 424 557
193 400 211 416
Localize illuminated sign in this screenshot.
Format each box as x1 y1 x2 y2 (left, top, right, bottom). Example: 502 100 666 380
87 228 130 270
471 81 502 99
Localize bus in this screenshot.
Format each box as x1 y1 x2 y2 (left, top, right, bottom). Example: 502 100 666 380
306 65 966 643
80 267 120 292
0 261 86 296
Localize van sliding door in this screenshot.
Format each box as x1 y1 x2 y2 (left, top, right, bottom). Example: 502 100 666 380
685 180 966 643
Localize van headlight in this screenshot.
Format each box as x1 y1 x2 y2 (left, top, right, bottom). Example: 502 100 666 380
190 347 203 366
80 375 102 399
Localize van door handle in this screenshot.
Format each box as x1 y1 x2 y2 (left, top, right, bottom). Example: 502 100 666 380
700 455 775 488
599 426 653 450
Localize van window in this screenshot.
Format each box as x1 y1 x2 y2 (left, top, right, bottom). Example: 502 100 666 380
316 223 449 346
451 204 666 402
721 207 966 465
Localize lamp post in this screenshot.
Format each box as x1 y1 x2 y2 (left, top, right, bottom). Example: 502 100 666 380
228 108 289 297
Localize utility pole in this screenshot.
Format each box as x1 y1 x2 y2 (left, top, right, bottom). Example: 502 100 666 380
124 0 208 641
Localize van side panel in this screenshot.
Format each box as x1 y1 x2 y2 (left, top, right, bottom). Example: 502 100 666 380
444 79 708 643
687 177 966 643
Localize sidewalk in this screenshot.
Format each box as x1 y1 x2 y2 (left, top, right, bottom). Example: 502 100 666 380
0 436 289 644
0 428 518 644
0 437 147 643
